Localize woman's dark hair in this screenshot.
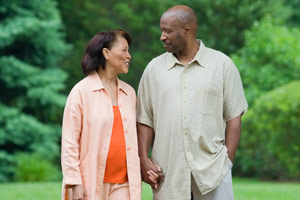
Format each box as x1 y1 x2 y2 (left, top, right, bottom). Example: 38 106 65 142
81 29 132 75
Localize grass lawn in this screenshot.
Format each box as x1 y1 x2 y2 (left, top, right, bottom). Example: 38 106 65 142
0 178 299 200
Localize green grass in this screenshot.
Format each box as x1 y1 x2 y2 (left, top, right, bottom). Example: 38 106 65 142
233 178 300 200
0 178 299 200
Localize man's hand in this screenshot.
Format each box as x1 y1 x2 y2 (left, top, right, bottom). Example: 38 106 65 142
141 158 165 189
67 185 85 200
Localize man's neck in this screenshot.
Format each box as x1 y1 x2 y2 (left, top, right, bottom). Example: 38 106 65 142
175 40 199 66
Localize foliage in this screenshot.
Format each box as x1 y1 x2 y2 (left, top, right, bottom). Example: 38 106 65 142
57 0 292 91
57 0 167 91
285 0 300 27
0 151 15 182
231 16 300 106
0 0 69 181
172 0 290 54
14 153 61 182
235 81 300 180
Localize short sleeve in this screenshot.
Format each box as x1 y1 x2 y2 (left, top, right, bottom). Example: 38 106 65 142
223 60 248 121
136 67 154 128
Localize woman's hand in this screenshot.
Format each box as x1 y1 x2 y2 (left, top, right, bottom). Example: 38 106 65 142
67 185 85 200
143 158 164 190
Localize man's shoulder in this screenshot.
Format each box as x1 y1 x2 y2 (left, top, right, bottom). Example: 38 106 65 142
204 46 238 74
205 46 232 63
147 52 169 68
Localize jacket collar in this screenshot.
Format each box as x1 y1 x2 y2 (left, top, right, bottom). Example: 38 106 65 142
86 71 128 95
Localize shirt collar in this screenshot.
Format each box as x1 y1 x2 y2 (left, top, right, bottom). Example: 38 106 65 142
86 71 128 95
167 40 207 70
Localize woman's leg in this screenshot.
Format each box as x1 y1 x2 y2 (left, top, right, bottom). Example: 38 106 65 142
109 182 130 200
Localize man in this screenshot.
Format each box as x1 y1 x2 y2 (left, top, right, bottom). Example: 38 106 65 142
137 5 248 200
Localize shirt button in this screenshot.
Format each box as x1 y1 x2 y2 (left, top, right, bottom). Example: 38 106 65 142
125 130 128 134
127 147 131 151
123 117 127 121
119 104 122 107
186 149 190 152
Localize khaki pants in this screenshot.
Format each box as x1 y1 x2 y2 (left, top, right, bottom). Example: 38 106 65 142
191 159 234 200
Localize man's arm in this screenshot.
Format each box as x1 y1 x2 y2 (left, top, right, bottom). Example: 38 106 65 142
225 115 242 163
137 122 164 189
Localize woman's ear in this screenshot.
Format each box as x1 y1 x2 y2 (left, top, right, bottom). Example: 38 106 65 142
102 48 110 60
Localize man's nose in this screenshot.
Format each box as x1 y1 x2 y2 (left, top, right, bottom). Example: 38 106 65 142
160 32 166 41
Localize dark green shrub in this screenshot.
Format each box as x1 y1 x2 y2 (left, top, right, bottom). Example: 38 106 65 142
235 81 300 180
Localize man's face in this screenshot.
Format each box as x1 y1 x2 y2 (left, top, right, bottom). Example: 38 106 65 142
160 15 185 53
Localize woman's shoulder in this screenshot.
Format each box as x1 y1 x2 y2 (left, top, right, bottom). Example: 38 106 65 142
67 76 90 97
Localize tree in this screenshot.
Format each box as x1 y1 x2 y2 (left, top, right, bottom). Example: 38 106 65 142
58 0 167 91
231 16 300 106
58 0 291 92
0 0 69 181
173 0 290 54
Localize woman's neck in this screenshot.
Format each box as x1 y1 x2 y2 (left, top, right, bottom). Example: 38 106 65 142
97 66 119 106
97 66 118 86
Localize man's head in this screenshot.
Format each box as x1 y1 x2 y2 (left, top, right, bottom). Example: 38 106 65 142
160 5 198 53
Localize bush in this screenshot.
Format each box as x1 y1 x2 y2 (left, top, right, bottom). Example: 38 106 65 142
0 151 15 182
234 81 300 180
14 153 61 182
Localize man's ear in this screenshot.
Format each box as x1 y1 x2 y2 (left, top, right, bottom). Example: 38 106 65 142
102 48 110 60
183 25 191 36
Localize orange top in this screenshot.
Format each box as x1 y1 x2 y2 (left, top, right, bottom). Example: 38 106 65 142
104 106 128 183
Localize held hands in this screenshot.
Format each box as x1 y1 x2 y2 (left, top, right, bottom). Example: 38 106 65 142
67 184 85 200
141 158 165 190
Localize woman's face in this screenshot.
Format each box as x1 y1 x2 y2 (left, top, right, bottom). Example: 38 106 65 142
106 36 131 74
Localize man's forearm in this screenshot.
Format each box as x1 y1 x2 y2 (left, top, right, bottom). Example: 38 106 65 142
137 122 154 161
137 122 165 188
225 115 242 163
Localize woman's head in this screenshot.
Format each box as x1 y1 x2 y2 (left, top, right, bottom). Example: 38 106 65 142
81 29 132 75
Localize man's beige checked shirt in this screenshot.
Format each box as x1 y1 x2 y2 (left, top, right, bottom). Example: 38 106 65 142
137 40 248 200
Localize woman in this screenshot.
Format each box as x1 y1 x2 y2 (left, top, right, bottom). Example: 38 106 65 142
61 30 141 200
